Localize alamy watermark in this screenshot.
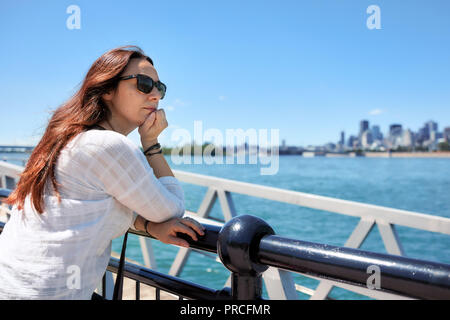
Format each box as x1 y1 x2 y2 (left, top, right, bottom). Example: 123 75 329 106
366 265 381 290
66 265 81 290
367 5 381 30
169 121 280 175
66 5 81 30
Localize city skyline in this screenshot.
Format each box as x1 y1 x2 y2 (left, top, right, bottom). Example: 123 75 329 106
280 118 450 149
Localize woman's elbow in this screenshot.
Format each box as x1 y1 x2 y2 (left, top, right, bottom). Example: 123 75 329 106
174 200 185 218
154 201 185 223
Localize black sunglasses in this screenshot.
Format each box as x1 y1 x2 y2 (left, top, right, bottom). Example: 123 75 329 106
118 74 166 99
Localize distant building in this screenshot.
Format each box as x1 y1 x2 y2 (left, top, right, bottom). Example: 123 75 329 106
389 124 403 137
425 121 438 144
325 142 336 152
359 120 369 139
401 129 414 148
430 131 437 144
347 135 357 149
444 127 450 142
425 120 438 134
361 130 373 149
340 131 345 146
371 125 382 141
416 126 428 145
388 124 403 148
369 140 386 151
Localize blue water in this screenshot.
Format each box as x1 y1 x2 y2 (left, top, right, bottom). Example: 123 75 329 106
2 153 450 299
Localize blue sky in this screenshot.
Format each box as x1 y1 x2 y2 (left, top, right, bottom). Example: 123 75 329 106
1 0 449 147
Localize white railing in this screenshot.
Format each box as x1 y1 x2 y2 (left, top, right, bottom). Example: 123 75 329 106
1 160 449 300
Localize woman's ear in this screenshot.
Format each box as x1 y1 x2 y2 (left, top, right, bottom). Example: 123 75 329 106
101 90 114 102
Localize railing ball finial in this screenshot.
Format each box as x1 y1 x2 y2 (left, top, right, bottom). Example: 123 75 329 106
217 214 275 299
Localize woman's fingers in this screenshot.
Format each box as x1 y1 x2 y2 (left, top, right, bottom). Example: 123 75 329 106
156 217 206 248
171 217 205 243
180 217 205 236
138 108 167 139
174 221 199 241
157 109 168 130
167 235 189 248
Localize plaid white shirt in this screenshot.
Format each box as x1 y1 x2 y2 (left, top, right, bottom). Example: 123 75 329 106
0 129 185 299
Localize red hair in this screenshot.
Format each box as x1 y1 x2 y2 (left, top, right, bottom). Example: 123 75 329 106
5 45 154 213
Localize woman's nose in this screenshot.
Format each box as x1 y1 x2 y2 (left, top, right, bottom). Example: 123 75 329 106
147 86 161 100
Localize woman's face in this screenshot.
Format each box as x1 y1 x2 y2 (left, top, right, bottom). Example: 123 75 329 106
101 57 162 135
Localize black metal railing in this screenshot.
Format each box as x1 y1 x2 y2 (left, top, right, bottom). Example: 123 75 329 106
105 254 231 300
1 187 450 300
105 215 450 300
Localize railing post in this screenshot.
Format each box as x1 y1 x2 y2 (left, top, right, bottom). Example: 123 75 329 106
217 214 275 300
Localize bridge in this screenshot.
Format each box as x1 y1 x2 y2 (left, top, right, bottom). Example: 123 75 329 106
0 146 34 153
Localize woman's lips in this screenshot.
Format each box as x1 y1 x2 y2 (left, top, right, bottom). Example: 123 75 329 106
144 107 156 113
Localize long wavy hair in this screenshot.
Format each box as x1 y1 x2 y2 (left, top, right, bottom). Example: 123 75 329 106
5 45 154 213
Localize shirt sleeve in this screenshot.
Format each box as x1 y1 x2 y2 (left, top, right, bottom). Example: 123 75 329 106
77 131 185 223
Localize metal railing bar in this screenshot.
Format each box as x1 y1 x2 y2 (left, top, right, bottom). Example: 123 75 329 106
257 234 450 300
107 257 232 300
136 281 140 300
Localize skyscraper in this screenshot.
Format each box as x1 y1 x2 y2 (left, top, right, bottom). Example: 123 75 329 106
425 121 438 142
371 125 382 141
359 120 369 137
417 126 428 144
401 129 414 148
388 124 403 149
444 127 450 142
347 135 357 148
361 130 373 149
389 124 403 138
425 120 438 134
340 131 345 146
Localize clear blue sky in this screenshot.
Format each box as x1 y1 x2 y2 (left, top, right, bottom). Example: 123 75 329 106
1 0 449 147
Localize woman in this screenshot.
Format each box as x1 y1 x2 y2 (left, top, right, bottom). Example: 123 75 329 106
0 45 204 299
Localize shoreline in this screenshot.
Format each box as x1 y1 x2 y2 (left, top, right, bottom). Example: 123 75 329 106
329 151 450 158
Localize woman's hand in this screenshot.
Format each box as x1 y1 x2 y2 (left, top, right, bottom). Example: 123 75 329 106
146 217 205 248
138 109 168 146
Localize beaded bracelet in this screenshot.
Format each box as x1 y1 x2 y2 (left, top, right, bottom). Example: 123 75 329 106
143 142 161 155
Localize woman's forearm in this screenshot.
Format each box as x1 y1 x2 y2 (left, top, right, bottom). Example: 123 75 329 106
133 214 156 238
133 214 146 232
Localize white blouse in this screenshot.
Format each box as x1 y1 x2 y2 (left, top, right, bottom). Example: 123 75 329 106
0 129 185 299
